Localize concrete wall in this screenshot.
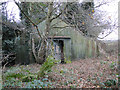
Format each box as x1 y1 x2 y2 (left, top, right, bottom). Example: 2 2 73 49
35 18 99 60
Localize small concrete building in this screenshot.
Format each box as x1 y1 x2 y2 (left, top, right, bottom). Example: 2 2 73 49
34 18 99 61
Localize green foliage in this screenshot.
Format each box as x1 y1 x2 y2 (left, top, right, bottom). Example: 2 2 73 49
24 79 52 88
100 61 107 65
3 76 52 88
109 61 116 70
60 68 68 74
64 58 71 64
19 66 37 82
38 56 58 77
3 78 22 88
60 70 65 74
3 71 37 83
90 75 117 88
104 79 117 87
2 21 18 65
3 56 57 88
21 74 37 82
3 67 24 80
3 66 38 84
39 3 47 7
118 53 120 56
3 65 53 88
4 73 25 80
69 84 77 88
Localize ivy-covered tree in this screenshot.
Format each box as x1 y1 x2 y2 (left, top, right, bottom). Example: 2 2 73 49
1 2 20 66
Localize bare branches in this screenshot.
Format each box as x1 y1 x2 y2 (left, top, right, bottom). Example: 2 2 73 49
97 30 114 39
1 53 16 69
52 26 72 28
14 1 36 26
31 37 38 61
50 3 68 22
45 2 53 34
94 2 108 8
14 0 43 38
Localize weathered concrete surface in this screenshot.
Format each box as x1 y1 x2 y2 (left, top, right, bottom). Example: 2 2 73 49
35 18 99 60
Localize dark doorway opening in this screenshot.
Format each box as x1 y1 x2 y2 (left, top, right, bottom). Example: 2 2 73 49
53 40 65 63
48 36 71 64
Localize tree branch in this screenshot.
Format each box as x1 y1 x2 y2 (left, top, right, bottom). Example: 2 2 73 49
94 2 109 8
97 30 114 39
14 1 42 38
50 3 69 22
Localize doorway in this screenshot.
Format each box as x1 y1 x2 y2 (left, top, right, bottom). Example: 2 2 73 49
53 40 64 63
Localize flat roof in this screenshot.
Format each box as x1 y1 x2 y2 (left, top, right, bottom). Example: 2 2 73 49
48 36 71 39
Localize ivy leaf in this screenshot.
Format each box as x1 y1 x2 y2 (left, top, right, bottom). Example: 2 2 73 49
39 3 47 7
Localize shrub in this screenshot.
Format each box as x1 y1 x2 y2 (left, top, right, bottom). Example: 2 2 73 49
38 56 58 77
3 78 22 88
104 79 117 87
64 58 71 64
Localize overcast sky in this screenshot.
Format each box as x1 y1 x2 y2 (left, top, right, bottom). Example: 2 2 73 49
3 0 119 40
95 0 119 40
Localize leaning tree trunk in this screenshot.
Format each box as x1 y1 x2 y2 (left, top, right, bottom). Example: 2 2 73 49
43 2 53 60
35 2 53 63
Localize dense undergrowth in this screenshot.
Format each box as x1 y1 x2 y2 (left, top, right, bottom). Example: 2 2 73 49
3 56 57 88
2 55 118 88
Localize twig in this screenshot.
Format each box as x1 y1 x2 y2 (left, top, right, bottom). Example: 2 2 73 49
14 1 42 38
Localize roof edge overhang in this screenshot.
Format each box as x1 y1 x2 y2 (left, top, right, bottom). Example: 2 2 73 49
48 36 71 39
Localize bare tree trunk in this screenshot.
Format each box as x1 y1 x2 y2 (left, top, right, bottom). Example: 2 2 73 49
40 2 53 61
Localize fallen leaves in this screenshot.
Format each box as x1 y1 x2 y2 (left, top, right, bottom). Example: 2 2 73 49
49 55 118 88
3 55 118 88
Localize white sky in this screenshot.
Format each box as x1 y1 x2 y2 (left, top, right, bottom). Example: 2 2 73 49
95 0 119 40
3 0 119 40
6 1 21 22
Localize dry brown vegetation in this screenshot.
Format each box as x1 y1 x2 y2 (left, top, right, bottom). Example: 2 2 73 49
49 55 118 88
3 54 118 88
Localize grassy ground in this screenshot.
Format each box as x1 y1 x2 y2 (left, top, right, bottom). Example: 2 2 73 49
2 55 118 88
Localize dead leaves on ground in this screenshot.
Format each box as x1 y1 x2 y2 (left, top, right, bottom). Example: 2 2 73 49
3 55 118 88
